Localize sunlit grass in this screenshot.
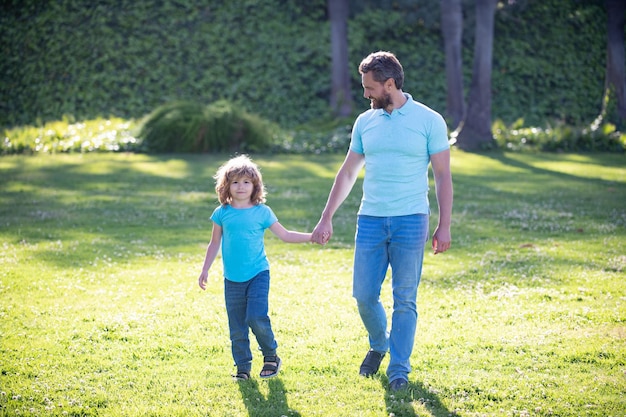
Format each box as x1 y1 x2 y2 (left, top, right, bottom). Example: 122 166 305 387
0 151 625 416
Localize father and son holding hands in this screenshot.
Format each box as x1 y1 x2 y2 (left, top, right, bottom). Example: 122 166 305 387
198 51 453 392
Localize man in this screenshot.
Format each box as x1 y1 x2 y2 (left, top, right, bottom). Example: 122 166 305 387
311 51 453 392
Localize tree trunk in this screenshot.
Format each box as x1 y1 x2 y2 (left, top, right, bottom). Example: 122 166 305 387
441 0 464 130
328 0 353 118
456 0 497 151
604 0 626 125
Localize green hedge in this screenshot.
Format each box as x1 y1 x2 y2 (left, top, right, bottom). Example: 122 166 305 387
492 0 606 126
0 0 614 130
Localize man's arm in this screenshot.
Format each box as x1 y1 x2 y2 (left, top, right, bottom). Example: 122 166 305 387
311 150 365 244
430 149 453 254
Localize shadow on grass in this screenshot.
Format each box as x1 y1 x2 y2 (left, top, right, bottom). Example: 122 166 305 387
0 153 346 267
380 376 453 417
237 377 301 417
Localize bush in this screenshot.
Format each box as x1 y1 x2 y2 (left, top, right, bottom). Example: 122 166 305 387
1 117 140 155
137 100 280 153
493 118 626 153
3 112 623 156
274 124 352 154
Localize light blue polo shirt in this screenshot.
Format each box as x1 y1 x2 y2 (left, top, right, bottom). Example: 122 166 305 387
350 93 449 217
211 204 278 282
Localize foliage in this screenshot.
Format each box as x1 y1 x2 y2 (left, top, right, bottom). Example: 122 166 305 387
3 112 625 156
0 0 330 129
0 0 614 131
275 121 352 154
1 116 140 155
137 100 280 153
0 153 624 416
493 117 626 153
492 0 607 126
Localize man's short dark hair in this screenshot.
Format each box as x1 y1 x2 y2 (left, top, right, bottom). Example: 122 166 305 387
359 51 404 90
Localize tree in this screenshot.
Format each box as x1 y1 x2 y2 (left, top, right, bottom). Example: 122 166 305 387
455 0 498 151
604 0 626 126
440 0 464 130
328 0 354 117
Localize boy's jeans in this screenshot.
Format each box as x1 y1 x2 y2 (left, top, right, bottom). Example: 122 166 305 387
353 214 429 383
224 270 277 372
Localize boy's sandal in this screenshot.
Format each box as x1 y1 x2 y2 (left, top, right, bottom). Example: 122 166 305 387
232 370 250 381
259 355 282 379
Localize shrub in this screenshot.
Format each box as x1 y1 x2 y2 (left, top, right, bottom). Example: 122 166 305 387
493 118 626 153
137 100 280 153
274 124 352 154
1 117 139 155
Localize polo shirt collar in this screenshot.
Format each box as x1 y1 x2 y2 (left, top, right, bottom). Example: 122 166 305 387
380 92 413 116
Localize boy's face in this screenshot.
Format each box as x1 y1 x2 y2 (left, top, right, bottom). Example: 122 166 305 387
229 176 254 204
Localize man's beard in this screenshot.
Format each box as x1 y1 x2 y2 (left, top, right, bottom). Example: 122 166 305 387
370 92 392 110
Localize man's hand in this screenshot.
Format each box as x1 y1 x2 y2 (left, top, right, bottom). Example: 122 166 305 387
311 219 332 245
432 227 451 254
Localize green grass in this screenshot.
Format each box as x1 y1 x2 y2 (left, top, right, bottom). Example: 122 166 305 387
0 151 625 417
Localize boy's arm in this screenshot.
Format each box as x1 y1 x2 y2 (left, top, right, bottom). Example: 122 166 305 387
269 221 312 243
198 223 222 290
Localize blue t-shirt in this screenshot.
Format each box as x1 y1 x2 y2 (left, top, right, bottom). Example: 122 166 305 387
350 93 449 217
211 204 278 282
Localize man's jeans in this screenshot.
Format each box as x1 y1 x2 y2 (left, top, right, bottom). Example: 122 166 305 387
353 214 429 382
224 270 277 372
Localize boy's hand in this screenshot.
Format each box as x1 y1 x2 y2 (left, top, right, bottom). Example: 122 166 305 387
312 221 332 245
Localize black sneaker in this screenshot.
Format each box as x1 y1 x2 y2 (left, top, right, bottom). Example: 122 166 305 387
389 378 408 392
359 349 385 377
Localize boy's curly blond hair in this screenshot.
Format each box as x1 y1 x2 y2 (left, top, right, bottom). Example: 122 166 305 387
214 155 266 205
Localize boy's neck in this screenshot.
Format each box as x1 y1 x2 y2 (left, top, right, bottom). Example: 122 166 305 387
230 200 254 209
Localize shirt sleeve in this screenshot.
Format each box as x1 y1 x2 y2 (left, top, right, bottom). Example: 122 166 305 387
262 205 278 228
427 112 450 155
349 114 365 154
210 206 222 226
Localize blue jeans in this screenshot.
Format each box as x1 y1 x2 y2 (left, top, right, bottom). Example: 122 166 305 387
224 270 277 372
353 214 429 382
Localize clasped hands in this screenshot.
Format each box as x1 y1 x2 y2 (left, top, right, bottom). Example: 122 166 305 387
310 221 332 245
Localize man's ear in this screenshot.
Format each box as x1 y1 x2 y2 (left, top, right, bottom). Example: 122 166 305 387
385 78 395 90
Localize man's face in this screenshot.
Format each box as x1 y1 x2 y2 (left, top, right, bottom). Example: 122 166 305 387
361 71 392 110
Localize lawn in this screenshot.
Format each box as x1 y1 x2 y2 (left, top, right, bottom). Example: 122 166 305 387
0 151 624 417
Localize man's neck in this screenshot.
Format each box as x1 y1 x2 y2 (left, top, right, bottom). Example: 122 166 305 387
385 91 407 113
